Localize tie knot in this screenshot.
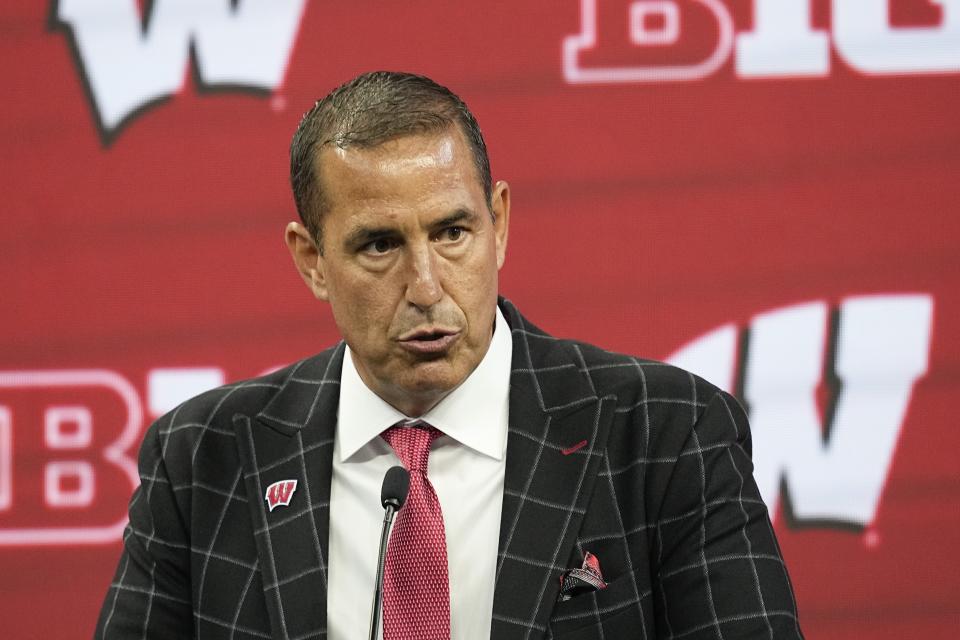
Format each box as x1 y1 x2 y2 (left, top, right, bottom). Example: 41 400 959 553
381 421 442 473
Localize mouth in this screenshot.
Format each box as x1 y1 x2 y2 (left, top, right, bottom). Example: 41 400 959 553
397 328 461 355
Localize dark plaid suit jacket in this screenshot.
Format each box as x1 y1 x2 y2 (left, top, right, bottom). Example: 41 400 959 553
96 299 803 639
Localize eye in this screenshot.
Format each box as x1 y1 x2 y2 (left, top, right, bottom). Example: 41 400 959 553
362 237 399 255
439 226 465 242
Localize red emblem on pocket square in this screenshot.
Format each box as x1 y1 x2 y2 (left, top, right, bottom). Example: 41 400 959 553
265 479 298 511
559 551 608 601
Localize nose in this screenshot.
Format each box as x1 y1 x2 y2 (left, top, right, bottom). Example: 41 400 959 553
404 243 443 310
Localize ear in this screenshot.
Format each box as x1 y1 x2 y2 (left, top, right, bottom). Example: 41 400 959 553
285 221 329 301
489 180 511 270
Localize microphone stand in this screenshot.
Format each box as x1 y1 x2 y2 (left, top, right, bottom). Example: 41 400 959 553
370 466 407 640
369 499 399 640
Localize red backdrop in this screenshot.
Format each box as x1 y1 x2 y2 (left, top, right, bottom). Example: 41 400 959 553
2 1 959 637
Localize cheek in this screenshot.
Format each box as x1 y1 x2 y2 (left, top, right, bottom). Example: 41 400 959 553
469 245 500 294
329 273 394 340
454 253 500 331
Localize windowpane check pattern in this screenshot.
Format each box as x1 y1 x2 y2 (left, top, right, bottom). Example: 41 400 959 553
95 299 802 639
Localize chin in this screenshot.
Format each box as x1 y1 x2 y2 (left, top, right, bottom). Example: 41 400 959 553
401 363 464 395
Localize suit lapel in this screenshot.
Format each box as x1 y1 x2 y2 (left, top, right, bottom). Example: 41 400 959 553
230 301 611 639
492 301 617 639
233 344 344 640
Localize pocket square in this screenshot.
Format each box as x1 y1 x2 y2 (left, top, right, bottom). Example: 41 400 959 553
558 551 608 601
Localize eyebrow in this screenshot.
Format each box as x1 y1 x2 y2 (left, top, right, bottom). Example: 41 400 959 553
429 208 480 232
343 226 398 250
342 208 481 250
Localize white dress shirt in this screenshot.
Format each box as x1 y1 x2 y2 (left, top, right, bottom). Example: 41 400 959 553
327 307 512 639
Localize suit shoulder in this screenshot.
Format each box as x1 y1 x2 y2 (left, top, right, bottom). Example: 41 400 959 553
567 340 750 472
562 338 723 407
145 346 342 453
503 297 723 410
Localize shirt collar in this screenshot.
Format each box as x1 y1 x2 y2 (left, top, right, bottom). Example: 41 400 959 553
337 306 512 462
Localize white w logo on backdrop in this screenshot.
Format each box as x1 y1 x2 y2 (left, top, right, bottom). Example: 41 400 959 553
53 0 307 142
668 294 933 528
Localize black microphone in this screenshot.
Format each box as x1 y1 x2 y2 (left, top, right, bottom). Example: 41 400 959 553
381 465 409 512
370 466 409 640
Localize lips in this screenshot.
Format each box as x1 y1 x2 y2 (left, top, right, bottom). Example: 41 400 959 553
397 328 460 355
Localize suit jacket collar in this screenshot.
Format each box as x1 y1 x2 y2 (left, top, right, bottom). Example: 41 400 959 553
235 299 615 639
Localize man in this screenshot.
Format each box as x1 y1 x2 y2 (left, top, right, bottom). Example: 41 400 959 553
96 71 803 639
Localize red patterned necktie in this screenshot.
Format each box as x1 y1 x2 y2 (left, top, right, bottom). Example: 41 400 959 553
380 421 451 640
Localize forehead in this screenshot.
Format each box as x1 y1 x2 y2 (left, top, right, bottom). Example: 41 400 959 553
315 128 484 220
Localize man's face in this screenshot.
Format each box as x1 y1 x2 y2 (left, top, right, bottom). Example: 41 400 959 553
286 127 510 416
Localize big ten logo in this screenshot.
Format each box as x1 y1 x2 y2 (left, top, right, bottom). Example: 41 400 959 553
0 367 237 545
667 294 934 529
564 0 960 83
0 371 141 545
